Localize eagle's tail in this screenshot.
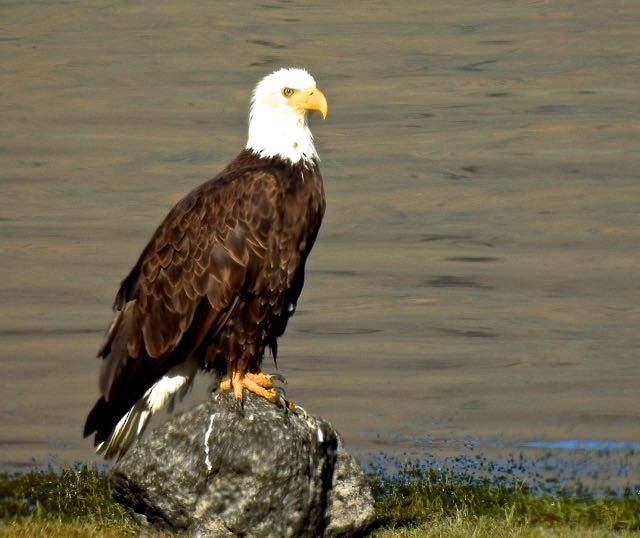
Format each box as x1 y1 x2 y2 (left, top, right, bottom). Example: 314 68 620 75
84 358 198 460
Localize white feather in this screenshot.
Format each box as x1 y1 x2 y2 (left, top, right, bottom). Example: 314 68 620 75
98 356 198 460
246 67 320 164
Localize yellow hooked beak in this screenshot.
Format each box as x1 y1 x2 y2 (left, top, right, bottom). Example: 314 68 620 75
291 87 328 119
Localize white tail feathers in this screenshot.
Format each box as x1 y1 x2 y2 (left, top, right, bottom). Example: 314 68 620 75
97 357 198 460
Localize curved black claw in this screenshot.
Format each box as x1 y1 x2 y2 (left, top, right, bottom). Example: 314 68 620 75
273 392 289 412
291 402 307 417
232 395 245 417
268 372 288 385
278 396 307 417
274 386 287 399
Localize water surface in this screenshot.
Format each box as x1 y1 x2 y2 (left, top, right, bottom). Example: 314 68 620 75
1 1 639 489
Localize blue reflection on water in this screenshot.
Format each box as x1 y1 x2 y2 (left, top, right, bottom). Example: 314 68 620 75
523 439 640 451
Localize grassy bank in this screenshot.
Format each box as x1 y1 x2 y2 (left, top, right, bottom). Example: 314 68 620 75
0 466 136 537
371 463 640 537
1 465 639 537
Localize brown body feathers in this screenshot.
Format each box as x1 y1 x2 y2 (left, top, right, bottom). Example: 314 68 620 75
84 150 325 451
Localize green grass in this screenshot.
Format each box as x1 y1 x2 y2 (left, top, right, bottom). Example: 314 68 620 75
1 464 639 537
370 462 640 537
0 465 137 536
371 518 640 538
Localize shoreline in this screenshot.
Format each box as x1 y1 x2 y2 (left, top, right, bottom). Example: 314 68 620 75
2 463 639 537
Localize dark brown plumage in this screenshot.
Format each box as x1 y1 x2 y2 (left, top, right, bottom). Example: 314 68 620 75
84 150 324 457
84 67 328 459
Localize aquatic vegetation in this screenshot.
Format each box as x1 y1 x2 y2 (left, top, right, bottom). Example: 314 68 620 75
364 442 640 499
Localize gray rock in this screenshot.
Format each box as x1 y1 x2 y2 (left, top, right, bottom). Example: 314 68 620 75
111 390 376 537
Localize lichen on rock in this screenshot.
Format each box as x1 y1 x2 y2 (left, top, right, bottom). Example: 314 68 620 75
111 391 376 537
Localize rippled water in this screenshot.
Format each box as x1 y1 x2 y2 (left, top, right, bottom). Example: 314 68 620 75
1 1 639 488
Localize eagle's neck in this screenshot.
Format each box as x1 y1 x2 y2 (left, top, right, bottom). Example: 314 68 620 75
246 104 319 165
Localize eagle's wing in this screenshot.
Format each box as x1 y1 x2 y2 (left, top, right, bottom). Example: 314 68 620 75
84 165 279 458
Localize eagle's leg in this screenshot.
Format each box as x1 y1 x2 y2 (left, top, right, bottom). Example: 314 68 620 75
217 370 302 414
217 372 276 393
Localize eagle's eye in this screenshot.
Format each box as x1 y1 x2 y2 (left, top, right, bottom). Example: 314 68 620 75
282 87 295 97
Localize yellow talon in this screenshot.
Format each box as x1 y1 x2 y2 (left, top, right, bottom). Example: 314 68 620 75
216 370 303 414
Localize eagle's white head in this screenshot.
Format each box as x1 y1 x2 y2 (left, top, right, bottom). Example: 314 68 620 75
246 68 328 165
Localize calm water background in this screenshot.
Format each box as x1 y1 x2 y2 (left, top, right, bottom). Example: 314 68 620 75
2 1 639 485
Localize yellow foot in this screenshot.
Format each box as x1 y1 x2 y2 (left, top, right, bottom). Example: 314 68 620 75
217 371 304 415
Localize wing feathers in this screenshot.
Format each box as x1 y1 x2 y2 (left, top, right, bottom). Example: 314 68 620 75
97 356 198 460
94 168 274 406
87 154 324 458
156 242 173 268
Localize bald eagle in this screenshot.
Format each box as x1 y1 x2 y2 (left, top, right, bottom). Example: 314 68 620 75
84 68 328 459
